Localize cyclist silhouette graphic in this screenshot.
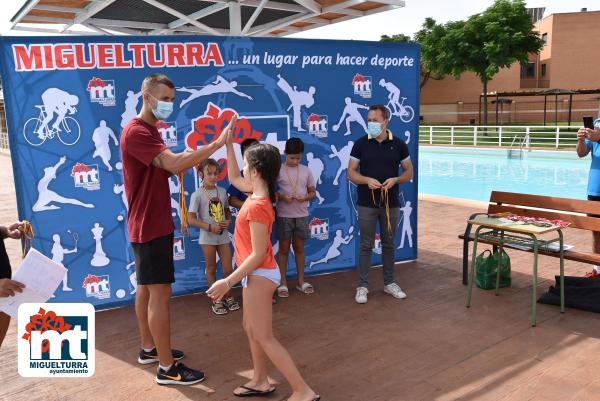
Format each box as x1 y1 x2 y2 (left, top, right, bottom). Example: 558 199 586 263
41 88 79 135
23 88 81 146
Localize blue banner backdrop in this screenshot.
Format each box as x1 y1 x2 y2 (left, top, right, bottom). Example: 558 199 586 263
0 35 419 310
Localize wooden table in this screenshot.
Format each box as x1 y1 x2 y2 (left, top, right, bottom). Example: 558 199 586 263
465 215 565 327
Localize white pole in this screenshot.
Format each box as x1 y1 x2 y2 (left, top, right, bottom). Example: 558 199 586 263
229 1 242 35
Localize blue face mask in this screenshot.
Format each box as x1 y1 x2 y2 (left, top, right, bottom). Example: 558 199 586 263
150 94 174 120
367 122 382 138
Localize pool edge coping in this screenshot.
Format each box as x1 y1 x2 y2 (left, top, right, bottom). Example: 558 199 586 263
419 193 488 209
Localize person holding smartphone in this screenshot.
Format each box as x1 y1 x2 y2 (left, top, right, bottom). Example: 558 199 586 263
577 117 600 278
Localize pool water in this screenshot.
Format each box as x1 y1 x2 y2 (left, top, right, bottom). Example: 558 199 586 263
419 147 590 202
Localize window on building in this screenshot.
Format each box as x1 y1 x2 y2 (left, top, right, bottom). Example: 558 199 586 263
520 62 536 79
541 64 547 77
542 33 548 44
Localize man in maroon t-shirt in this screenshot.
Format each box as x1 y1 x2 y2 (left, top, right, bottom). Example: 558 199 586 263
121 73 232 386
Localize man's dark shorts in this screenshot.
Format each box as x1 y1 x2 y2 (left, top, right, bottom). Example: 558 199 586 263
276 217 310 241
131 233 175 285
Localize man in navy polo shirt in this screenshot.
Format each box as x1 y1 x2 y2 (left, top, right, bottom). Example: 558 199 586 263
348 104 413 304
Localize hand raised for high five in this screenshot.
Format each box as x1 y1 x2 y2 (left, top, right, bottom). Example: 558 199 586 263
225 115 238 146
216 115 238 148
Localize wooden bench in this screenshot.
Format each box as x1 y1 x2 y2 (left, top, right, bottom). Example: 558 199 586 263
459 191 600 284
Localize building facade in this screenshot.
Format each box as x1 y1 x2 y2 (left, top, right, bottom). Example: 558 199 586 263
420 10 600 125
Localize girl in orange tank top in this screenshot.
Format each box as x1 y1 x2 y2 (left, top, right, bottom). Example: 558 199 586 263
207 118 320 401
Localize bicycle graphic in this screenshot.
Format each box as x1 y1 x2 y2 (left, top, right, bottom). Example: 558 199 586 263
386 97 415 123
23 105 81 146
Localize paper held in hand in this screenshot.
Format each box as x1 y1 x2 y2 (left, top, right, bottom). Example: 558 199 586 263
0 248 67 318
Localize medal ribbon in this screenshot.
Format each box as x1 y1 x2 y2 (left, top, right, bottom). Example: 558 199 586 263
371 187 392 236
177 172 190 236
22 220 34 257
285 164 300 199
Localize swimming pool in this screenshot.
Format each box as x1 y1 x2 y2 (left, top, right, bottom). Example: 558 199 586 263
418 146 590 202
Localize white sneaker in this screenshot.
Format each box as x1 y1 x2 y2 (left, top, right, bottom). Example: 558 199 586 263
384 283 407 299
355 287 369 304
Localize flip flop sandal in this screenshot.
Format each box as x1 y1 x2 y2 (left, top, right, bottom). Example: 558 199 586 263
224 297 240 311
212 300 228 315
296 282 314 294
277 285 289 298
233 385 276 397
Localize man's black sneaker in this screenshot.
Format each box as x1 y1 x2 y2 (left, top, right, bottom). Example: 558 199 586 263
138 347 184 364
156 362 205 386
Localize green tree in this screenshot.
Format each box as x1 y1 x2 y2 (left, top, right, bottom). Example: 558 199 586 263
382 0 543 125
380 32 435 90
456 0 544 125
413 18 465 90
381 19 461 90
380 33 413 43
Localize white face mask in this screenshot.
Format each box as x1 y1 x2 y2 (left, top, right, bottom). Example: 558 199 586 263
149 94 173 120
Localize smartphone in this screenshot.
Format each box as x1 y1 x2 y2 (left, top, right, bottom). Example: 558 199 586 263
584 116 595 130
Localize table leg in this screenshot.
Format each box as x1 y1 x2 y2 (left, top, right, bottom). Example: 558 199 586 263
558 229 565 313
466 226 483 308
531 235 539 327
495 232 504 296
